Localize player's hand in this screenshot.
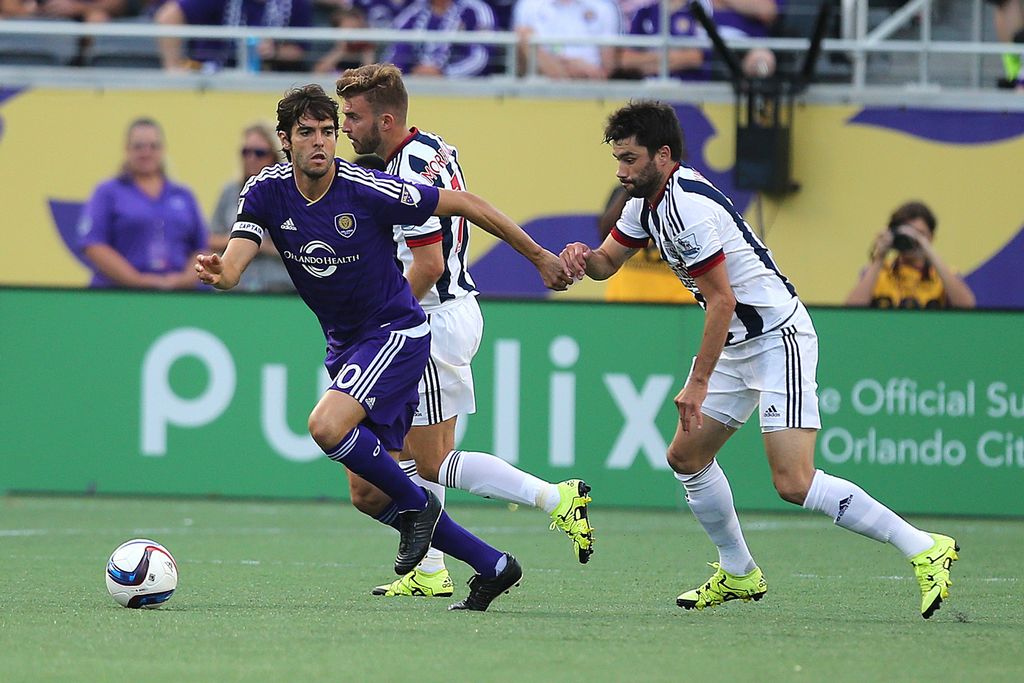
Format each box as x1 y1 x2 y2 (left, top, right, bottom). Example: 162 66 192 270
195 253 224 286
535 249 572 291
674 380 707 433
559 242 590 281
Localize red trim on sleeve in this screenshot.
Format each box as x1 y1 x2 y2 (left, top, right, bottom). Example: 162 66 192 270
611 226 649 249
688 249 725 277
386 127 419 163
406 230 443 248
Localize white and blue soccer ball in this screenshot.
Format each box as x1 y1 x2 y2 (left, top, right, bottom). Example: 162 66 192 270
105 539 178 608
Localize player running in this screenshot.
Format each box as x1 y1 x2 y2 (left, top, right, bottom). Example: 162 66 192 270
336 63 595 599
195 84 569 611
558 101 958 619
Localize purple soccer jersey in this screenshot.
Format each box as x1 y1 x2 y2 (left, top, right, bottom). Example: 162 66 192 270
383 0 496 77
78 175 207 288
230 158 440 352
231 158 440 449
176 0 313 66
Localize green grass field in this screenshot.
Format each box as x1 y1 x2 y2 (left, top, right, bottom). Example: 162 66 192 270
1 495 1021 683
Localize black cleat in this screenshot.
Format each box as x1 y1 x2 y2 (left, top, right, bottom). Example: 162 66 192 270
448 554 523 612
394 489 442 575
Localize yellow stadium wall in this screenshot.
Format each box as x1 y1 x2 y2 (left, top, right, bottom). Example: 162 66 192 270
1 87 1021 305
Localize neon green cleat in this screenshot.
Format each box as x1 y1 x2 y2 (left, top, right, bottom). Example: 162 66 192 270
371 567 454 597
549 479 594 564
676 562 767 610
911 533 959 619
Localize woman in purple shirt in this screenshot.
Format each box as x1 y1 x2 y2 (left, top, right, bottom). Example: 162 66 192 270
79 118 207 289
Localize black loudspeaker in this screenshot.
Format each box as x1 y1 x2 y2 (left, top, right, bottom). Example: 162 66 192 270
689 1 832 196
735 80 796 194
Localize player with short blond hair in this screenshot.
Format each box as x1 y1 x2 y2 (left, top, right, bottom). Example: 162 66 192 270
337 63 596 599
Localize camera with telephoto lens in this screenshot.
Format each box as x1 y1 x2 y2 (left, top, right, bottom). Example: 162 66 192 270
888 222 918 252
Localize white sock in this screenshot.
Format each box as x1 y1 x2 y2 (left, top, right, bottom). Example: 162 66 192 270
675 460 756 576
400 460 446 573
802 469 933 557
437 450 560 513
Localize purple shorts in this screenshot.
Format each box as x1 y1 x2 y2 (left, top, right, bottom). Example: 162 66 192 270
325 330 430 452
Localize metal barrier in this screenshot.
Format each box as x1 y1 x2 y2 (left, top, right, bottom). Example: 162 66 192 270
0 0 1021 105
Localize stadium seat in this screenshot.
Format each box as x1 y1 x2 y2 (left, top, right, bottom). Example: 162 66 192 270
0 18 79 66
87 17 162 69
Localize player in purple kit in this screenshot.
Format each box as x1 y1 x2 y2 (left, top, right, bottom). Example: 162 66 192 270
383 0 496 77
195 84 565 610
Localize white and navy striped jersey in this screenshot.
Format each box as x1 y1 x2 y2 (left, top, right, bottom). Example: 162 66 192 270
612 164 799 346
386 127 477 312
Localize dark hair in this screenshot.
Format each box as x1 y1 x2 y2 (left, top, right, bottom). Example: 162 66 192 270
335 63 409 121
888 201 937 235
353 154 387 171
604 100 684 162
276 84 340 160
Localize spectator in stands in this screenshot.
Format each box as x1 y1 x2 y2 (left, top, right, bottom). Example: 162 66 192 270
0 0 129 66
0 0 125 21
313 4 377 74
613 0 648 24
617 0 776 80
382 0 495 77
988 0 1024 88
711 0 778 78
617 0 707 80
209 123 294 292
346 0 408 27
845 201 976 309
154 0 313 72
513 0 621 79
484 0 513 30
79 118 207 290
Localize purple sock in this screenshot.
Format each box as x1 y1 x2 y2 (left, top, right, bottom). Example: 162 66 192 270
324 426 425 512
373 504 502 577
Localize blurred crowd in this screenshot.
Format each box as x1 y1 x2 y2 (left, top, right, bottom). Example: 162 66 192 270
0 0 792 80
3 1 1021 89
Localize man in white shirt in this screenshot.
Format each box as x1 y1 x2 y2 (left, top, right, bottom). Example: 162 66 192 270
514 0 622 78
558 100 960 620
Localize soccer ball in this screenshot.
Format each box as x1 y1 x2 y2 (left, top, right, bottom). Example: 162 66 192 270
105 539 178 608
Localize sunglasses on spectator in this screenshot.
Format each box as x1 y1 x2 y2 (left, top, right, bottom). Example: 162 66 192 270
242 147 273 158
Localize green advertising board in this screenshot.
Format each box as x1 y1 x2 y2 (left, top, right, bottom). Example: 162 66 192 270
1 288 1021 516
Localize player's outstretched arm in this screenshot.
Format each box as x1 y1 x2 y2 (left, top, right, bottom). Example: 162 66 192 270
435 188 570 290
195 237 259 290
560 233 636 282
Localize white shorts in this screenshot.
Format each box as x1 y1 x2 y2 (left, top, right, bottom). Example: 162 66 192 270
693 302 821 433
412 294 483 426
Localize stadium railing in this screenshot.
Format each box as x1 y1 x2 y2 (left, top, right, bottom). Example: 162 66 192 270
1 0 1022 110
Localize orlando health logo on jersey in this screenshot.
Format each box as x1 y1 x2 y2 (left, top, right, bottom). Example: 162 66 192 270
387 128 477 311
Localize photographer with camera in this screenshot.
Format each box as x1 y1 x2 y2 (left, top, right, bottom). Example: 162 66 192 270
845 201 976 309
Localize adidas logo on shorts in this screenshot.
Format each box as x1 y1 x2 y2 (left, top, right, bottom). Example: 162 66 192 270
763 404 780 418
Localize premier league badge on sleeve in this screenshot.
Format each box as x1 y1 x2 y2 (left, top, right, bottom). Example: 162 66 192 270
399 183 422 207
335 213 357 238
